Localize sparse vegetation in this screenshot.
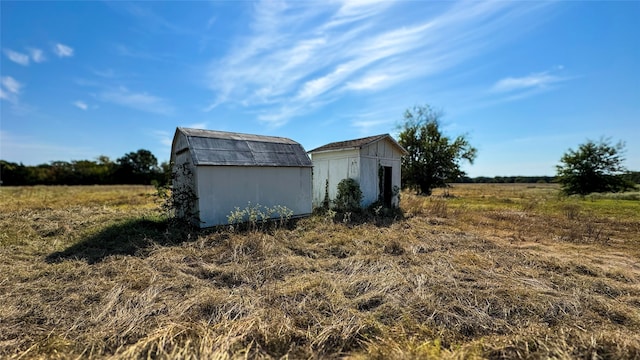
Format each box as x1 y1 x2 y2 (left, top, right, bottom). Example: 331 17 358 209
556 138 636 195
334 178 363 213
227 202 294 232
159 162 200 227
1 184 639 359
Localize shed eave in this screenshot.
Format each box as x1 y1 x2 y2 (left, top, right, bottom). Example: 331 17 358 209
193 163 313 168
308 134 409 156
308 146 360 155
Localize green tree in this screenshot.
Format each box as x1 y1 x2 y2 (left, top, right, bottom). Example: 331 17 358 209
625 171 640 185
0 161 26 185
398 105 477 195
116 149 160 184
158 161 172 186
96 156 116 184
556 138 635 195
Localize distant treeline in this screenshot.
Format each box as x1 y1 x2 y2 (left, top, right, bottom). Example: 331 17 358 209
0 149 170 186
626 172 640 185
456 172 640 185
2 151 639 187
456 176 556 184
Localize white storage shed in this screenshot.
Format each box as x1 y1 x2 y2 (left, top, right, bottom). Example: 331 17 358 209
308 134 408 209
171 128 313 227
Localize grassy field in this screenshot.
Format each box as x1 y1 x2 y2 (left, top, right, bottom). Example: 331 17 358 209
1 184 639 359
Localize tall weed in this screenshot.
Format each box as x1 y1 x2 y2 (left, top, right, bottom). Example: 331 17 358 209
227 202 293 232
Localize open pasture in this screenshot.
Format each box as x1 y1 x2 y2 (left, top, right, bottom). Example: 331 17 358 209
1 184 639 359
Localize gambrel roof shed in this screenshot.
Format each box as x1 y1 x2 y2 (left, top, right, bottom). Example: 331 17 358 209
172 127 312 168
171 128 312 228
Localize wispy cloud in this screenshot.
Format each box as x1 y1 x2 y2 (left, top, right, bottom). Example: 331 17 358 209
323 0 395 29
111 2 193 35
28 48 46 63
345 74 390 91
92 68 117 78
153 121 208 149
114 43 172 62
1 76 22 94
3 49 30 66
0 76 35 115
420 66 573 118
1 76 23 105
53 43 74 57
492 71 566 93
352 118 390 134
73 101 88 110
344 106 399 135
152 130 173 147
207 0 551 127
97 87 174 115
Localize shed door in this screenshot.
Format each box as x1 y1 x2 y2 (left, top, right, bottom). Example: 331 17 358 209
383 166 392 207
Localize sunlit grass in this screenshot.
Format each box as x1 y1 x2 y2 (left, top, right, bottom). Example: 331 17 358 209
427 183 640 221
1 184 639 359
0 185 157 211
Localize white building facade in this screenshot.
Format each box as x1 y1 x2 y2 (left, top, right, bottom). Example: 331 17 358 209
171 128 313 227
308 134 408 209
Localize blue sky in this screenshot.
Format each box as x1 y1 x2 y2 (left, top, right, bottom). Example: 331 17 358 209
1 1 638 176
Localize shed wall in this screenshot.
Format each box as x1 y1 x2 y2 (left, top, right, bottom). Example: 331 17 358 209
195 166 312 227
310 138 404 209
172 132 190 155
172 133 199 223
360 139 403 207
310 149 360 208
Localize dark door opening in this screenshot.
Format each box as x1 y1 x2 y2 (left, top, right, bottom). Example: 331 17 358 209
383 166 392 207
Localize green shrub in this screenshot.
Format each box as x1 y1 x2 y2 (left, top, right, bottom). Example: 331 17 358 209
334 178 363 212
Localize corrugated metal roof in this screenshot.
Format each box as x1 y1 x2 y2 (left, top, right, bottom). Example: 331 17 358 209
308 134 409 155
175 128 312 167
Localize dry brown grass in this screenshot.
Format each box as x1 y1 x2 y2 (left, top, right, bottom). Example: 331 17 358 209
1 184 639 359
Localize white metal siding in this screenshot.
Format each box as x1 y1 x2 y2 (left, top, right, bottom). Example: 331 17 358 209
195 166 312 227
361 138 403 207
359 157 379 206
311 138 404 209
310 149 359 208
173 132 190 155
172 133 199 222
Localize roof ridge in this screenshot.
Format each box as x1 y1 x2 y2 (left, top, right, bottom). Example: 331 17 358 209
307 133 391 153
172 127 312 167
178 127 299 144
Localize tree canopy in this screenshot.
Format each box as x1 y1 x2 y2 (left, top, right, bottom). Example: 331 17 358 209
115 149 161 184
0 149 168 186
398 105 477 195
556 138 635 195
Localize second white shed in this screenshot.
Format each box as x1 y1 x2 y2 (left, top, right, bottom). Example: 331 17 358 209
308 134 408 209
171 128 313 227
